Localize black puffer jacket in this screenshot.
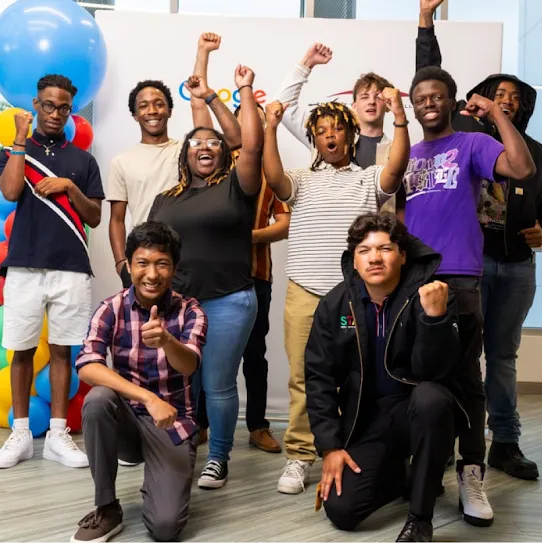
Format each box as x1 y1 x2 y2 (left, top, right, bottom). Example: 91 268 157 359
305 236 465 456
416 26 542 262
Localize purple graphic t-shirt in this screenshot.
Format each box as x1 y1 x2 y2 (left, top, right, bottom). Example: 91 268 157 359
404 132 504 276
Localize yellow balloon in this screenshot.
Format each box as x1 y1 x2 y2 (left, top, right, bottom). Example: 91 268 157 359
7 350 13 364
0 366 12 411
0 407 9 428
33 341 50 374
0 107 32 148
30 380 37 397
41 316 48 342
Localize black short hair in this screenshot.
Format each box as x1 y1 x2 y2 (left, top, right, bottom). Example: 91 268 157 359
128 80 174 115
37 74 78 97
233 102 264 118
125 221 181 267
409 66 457 102
347 212 409 254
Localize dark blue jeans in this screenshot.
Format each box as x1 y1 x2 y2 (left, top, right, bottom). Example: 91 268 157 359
482 254 536 443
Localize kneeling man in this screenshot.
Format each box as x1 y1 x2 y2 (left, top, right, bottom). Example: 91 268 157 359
306 212 465 542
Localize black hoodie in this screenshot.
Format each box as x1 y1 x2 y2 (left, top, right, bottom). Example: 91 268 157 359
416 26 542 262
304 236 465 456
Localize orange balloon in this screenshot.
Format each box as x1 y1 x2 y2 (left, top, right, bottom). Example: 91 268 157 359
4 211 14 240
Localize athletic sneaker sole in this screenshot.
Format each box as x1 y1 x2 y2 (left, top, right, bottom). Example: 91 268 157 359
70 522 123 542
459 499 494 527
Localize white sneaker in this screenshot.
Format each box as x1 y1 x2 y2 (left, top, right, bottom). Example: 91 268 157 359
43 428 89 468
457 464 494 526
277 459 311 494
118 459 140 467
0 429 33 468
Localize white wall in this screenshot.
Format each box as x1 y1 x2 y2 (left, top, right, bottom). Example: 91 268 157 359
177 0 300 17
92 11 502 412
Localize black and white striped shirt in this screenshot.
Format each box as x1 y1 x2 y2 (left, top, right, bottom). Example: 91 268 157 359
284 162 390 296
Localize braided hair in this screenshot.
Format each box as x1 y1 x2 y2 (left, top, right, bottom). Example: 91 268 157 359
304 101 360 170
164 127 234 197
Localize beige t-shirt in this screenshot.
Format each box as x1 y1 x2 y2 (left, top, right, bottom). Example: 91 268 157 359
107 139 181 227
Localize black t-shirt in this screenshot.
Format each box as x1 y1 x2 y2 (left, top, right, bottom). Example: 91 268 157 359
354 135 384 169
0 131 104 275
149 169 256 301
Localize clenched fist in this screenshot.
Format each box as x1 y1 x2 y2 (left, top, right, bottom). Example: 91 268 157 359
265 101 289 129
460 93 498 122
235 64 255 89
198 32 221 53
418 281 448 317
302 42 333 69
184 75 212 100
420 0 445 14
14 110 33 140
380 87 405 118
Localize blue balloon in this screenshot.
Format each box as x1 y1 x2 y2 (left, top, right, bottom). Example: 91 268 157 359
35 364 79 403
32 115 75 142
0 218 6 243
9 396 51 437
71 345 83 367
0 0 107 112
0 192 17 219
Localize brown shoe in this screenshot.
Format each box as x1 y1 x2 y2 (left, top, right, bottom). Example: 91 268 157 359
249 429 282 453
71 500 123 542
197 428 208 447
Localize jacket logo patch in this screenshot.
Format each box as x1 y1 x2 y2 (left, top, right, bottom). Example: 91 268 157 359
515 187 524 196
340 315 356 330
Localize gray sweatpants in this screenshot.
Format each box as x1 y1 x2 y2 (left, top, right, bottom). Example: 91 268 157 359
82 386 197 541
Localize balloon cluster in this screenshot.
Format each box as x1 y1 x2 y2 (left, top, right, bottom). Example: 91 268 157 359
0 0 106 434
0 0 106 150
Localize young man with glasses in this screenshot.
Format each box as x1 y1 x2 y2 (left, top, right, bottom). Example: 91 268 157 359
0 74 105 469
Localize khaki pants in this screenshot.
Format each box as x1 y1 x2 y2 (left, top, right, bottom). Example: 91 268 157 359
283 280 322 462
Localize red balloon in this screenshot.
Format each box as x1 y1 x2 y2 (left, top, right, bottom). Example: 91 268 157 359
4 211 14 240
0 241 8 265
72 115 94 151
0 276 4 306
78 380 92 397
67 392 86 433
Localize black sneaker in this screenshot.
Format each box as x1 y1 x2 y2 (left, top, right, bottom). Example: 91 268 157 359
488 442 539 480
198 460 228 489
396 514 433 542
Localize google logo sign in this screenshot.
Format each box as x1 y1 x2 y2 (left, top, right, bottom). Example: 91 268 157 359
179 80 267 108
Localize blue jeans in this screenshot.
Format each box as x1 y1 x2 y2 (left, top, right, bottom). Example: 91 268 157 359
482 254 536 443
194 288 257 462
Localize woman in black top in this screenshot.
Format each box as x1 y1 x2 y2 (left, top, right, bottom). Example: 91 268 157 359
149 66 263 488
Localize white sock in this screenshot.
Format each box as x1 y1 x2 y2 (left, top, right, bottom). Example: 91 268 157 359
49 418 67 435
12 418 30 432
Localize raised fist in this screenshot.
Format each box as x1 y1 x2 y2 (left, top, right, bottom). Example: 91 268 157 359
418 281 448 318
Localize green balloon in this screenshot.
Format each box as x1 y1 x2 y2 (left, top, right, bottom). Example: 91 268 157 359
0 346 7 370
84 224 90 244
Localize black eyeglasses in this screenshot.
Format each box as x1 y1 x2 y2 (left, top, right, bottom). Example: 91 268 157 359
38 100 72 117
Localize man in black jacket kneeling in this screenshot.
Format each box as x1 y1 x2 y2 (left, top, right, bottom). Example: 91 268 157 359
305 212 465 542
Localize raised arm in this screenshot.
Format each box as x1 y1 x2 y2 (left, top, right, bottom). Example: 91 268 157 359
190 32 220 130
233 65 264 196
462 94 536 180
263 101 292 201
379 88 411 194
417 0 444 71
0 110 33 201
274 43 332 150
184 74 242 151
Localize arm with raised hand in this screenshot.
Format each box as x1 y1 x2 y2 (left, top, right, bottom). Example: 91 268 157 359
416 0 444 71
263 101 292 202
274 43 332 149
190 32 221 131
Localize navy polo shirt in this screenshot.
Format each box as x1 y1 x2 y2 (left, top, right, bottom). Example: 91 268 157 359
0 130 104 275
360 282 411 399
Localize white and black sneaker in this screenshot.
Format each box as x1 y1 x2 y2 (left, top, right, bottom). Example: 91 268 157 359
457 464 494 526
198 460 228 489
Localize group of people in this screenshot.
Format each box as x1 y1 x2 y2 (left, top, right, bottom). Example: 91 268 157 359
0 0 540 541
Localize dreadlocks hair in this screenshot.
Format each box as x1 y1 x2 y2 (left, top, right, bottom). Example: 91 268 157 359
305 101 360 170
165 127 234 197
128 80 174 115
37 74 78 97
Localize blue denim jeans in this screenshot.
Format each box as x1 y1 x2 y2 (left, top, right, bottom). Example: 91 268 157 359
482 254 536 443
193 287 257 462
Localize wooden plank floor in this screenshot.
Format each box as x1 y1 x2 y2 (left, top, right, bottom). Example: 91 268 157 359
0 396 541 542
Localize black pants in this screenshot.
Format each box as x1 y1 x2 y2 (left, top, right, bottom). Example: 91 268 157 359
197 278 273 432
439 275 486 466
324 383 455 531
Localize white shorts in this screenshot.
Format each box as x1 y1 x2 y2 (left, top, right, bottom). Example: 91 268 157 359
2 267 92 351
